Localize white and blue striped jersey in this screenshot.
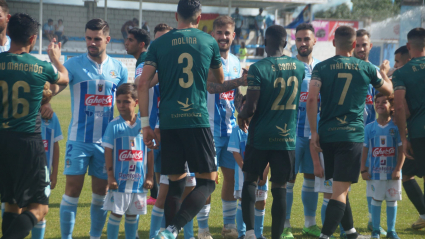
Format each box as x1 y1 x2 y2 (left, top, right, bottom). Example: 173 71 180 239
0 35 10 53
364 63 378 125
135 62 160 129
364 120 402 180
41 112 63 171
64 54 128 143
207 54 242 147
296 58 321 137
228 126 268 192
102 116 148 193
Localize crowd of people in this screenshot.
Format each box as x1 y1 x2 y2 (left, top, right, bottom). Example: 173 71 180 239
42 18 68 46
0 0 425 239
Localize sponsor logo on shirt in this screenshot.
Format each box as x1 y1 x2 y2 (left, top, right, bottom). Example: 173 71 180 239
43 140 48 152
276 124 290 137
366 95 373 105
220 90 235 100
118 150 143 161
118 173 141 181
372 147 395 157
336 115 348 125
85 94 113 107
177 98 193 111
299 92 319 102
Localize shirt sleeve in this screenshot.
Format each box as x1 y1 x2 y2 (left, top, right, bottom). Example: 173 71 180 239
247 64 261 90
392 69 405 91
311 64 322 82
44 62 60 84
63 60 74 84
228 128 241 153
369 65 384 89
210 40 222 69
145 41 158 69
102 123 114 149
118 63 128 87
52 113 63 142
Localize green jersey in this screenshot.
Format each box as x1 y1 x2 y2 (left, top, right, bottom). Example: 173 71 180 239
0 52 59 133
145 28 222 129
392 56 425 139
136 51 147 67
247 56 305 150
312 56 383 143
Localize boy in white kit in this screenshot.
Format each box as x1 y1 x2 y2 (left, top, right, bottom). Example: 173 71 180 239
102 83 154 238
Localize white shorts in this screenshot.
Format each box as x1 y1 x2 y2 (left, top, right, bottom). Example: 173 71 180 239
314 153 350 193
369 180 402 201
103 192 147 215
234 189 268 201
159 175 196 187
366 180 373 197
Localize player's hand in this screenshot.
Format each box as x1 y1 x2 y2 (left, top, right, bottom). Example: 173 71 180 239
314 164 324 178
108 177 118 190
154 128 161 145
387 67 396 78
50 173 57 190
392 170 401 180
238 115 248 133
40 103 54 119
143 176 154 189
380 60 391 76
311 132 322 152
403 139 414 159
361 169 371 181
240 69 248 86
143 127 158 149
257 178 267 186
47 38 62 62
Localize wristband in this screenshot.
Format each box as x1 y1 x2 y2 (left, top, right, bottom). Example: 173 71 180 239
361 170 368 174
141 117 150 128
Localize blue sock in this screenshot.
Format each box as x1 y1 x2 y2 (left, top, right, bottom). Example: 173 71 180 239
386 201 397 232
367 196 373 222
286 182 294 221
161 214 166 229
150 206 164 238
90 193 107 238
371 199 382 231
1 202 4 217
254 208 265 237
125 215 139 239
183 219 194 239
302 178 318 227
236 201 246 237
60 195 79 239
222 199 237 226
196 204 210 233
31 220 46 239
107 214 121 239
321 198 329 226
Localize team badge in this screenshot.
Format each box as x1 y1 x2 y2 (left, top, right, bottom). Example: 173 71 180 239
371 184 375 192
233 66 238 73
389 128 396 136
109 70 117 78
135 200 145 210
381 138 386 145
44 119 50 125
324 180 332 187
111 196 114 202
65 159 72 168
98 84 104 92
388 188 398 197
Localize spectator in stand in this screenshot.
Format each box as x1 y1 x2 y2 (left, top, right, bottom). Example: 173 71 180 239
43 18 56 41
55 19 68 46
121 18 139 40
142 21 150 34
255 8 266 45
231 7 244 44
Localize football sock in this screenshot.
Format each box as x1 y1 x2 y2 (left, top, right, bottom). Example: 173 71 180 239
60 195 79 239
150 205 164 238
371 199 382 231
172 178 215 230
284 219 291 228
271 188 286 239
197 204 211 234
164 177 186 227
125 215 138 239
31 220 46 239
90 193 107 238
386 201 397 232
286 182 294 222
321 198 329 226
161 213 166 230
340 197 354 232
107 214 121 239
321 199 345 237
302 179 318 228
1 211 37 239
403 179 425 215
367 196 373 222
183 219 194 239
236 201 246 237
242 181 257 231
254 208 265 237
1 212 18 234
222 199 237 226
151 176 158 199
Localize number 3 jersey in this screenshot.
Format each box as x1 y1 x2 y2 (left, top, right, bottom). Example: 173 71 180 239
247 56 305 150
41 112 63 171
364 120 402 180
102 116 148 193
64 54 128 143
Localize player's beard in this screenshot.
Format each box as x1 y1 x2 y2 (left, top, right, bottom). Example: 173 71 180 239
297 46 312 57
88 46 103 58
354 51 368 61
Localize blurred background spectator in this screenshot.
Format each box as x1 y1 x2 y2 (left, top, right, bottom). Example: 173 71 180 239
55 19 68 46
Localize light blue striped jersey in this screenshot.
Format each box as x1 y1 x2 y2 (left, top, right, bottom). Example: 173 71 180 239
364 63 378 125
102 116 148 193
0 35 10 53
135 61 160 129
364 120 402 180
64 54 128 143
207 54 241 146
228 125 268 192
41 112 63 172
296 57 321 137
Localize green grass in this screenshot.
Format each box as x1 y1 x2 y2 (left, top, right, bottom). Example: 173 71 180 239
1 89 425 238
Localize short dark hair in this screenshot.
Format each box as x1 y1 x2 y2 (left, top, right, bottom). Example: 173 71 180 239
58 19 63 23
265 25 287 48
374 92 394 116
394 45 409 56
335 26 356 51
407 27 425 49
296 23 315 33
356 29 370 38
8 13 40 45
213 16 235 30
0 0 9 14
177 0 202 21
85 18 110 36
154 23 173 36
128 28 150 49
116 83 138 100
48 18 53 23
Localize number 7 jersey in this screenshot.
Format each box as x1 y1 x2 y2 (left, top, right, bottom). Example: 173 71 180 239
247 56 305 150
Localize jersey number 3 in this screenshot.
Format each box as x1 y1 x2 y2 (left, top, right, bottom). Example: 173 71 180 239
178 53 194 88
271 76 299 110
0 80 30 119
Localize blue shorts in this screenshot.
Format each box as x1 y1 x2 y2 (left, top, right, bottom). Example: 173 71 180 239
256 29 265 37
215 136 235 170
295 136 314 174
154 147 161 173
63 141 107 180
